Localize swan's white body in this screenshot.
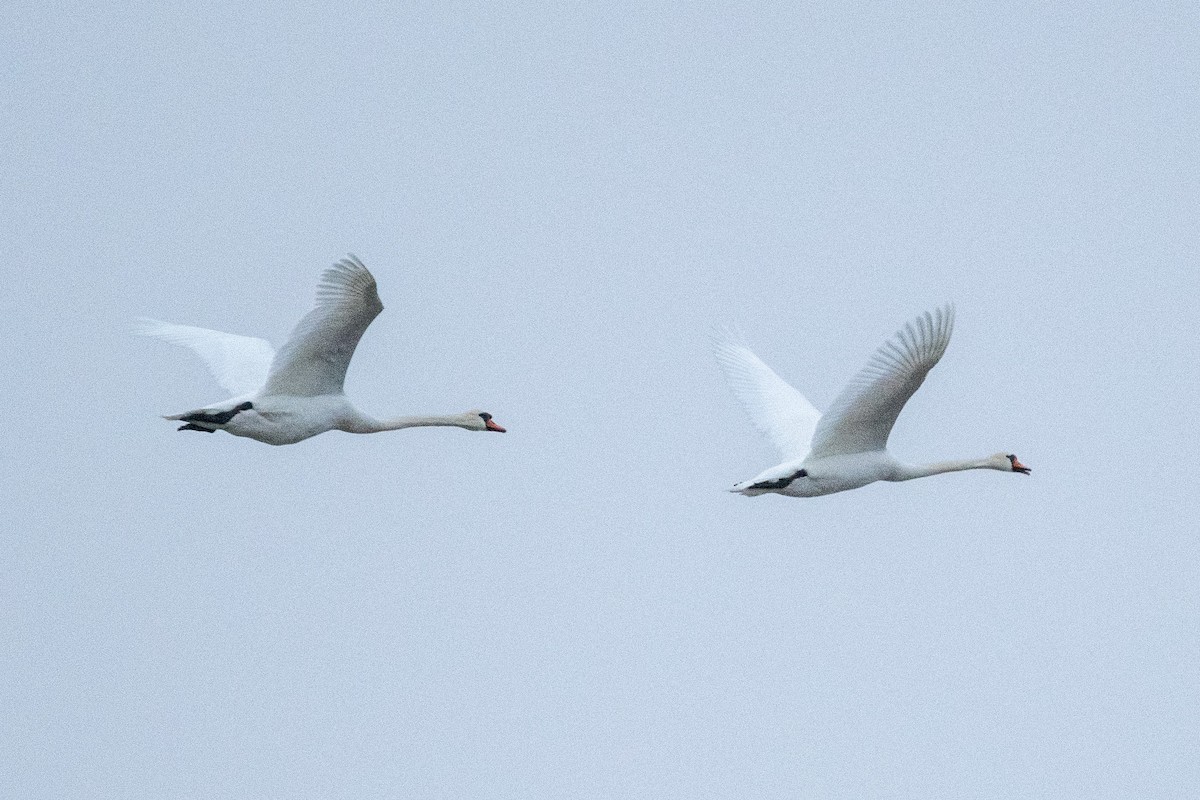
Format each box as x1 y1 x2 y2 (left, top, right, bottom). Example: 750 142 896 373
713 305 1028 497
138 255 505 445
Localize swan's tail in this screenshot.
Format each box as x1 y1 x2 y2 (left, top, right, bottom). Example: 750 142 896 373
728 480 766 496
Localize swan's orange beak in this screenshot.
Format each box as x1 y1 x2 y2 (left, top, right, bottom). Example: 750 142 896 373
1009 455 1030 474
485 418 506 433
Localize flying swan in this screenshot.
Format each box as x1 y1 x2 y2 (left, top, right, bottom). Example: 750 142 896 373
713 305 1028 497
138 255 506 445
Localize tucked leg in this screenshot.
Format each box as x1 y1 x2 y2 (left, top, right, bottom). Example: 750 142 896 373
749 468 807 491
179 401 254 426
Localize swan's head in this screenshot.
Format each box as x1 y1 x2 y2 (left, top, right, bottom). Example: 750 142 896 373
465 410 506 433
998 453 1030 474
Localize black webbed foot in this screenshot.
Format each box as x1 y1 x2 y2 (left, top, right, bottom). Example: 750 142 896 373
749 469 807 491
179 401 254 426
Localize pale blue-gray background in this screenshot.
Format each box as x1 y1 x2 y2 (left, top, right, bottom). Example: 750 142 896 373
3 1 1197 797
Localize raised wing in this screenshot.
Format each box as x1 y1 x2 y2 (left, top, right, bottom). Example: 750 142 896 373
260 255 384 398
808 304 955 459
135 319 274 396
712 326 822 461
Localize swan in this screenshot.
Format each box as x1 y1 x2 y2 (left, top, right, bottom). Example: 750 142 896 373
137 255 506 445
713 305 1028 497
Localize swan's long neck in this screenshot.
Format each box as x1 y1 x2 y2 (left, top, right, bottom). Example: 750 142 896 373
343 414 472 433
892 457 999 481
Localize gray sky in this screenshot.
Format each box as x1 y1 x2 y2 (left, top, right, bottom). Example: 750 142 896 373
3 1 1198 797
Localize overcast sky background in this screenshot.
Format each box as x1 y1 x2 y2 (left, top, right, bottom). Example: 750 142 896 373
3 1 1198 797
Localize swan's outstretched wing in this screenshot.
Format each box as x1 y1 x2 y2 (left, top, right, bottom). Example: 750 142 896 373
135 319 275 396
808 304 955 460
712 327 822 461
260 255 384 398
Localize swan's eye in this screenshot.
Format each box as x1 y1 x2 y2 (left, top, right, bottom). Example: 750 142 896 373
479 412 491 421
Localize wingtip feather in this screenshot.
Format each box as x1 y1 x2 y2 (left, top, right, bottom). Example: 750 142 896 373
132 316 167 336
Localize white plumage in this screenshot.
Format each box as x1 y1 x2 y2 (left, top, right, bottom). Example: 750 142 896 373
714 305 1029 497
138 255 506 445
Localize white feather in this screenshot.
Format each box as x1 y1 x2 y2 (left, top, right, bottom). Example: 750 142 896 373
711 326 821 461
261 254 384 398
809 304 955 459
135 319 274 397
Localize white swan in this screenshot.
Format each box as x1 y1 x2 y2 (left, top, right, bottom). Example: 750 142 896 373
138 255 506 445
713 305 1028 497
